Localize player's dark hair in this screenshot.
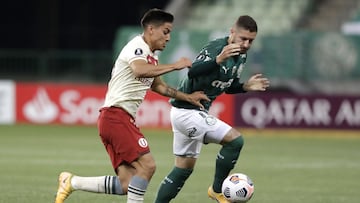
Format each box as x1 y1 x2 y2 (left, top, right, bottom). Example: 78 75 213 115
141 8 174 28
236 15 258 32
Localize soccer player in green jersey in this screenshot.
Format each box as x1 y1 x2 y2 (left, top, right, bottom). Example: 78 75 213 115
154 15 270 203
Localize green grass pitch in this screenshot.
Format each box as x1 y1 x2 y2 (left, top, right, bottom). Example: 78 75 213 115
0 124 359 203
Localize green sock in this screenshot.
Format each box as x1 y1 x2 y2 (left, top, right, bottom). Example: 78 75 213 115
213 136 244 193
154 167 193 203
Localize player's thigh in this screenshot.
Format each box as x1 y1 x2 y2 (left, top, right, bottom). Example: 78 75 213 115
170 107 231 155
203 117 233 144
172 128 202 158
171 107 206 157
98 107 150 169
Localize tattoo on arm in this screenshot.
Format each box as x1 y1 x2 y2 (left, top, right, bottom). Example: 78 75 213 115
165 87 177 98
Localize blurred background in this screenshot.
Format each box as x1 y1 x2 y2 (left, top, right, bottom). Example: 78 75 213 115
1 0 360 128
1 0 360 92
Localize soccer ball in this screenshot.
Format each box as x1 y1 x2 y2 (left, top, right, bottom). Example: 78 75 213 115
222 173 254 202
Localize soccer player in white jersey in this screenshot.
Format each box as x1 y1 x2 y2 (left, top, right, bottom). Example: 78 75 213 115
54 8 209 203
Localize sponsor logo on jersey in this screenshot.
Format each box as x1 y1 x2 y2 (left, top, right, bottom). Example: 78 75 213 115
211 79 234 90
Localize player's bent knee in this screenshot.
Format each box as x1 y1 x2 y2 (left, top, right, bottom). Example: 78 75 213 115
222 128 241 143
227 136 244 151
133 155 157 178
140 160 156 178
146 161 156 175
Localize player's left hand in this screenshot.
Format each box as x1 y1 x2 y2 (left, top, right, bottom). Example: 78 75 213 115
243 73 270 91
187 91 210 109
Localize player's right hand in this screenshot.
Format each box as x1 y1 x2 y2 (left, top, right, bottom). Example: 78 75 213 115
216 43 241 64
187 91 210 110
174 57 192 70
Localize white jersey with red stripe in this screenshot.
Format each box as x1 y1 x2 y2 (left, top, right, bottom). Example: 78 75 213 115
103 35 158 118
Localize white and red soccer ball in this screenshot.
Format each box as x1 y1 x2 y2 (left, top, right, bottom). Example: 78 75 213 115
222 173 255 202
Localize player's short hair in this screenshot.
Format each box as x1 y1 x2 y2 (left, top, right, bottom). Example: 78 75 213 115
141 8 174 28
236 15 258 32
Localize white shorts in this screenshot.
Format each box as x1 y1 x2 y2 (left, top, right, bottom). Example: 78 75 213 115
170 107 232 158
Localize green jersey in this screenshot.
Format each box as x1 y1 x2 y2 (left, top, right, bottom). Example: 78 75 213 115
171 36 247 111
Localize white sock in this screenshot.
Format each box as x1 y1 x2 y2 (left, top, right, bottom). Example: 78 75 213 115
127 193 144 203
71 175 123 194
127 176 148 203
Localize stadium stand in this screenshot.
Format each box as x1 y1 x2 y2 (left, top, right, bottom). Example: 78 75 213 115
184 0 311 36
300 0 360 31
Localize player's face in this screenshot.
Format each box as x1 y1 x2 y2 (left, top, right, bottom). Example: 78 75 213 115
231 27 257 53
150 22 173 51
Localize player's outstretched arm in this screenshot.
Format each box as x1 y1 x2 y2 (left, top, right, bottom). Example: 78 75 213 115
151 77 210 109
130 57 192 78
243 73 270 91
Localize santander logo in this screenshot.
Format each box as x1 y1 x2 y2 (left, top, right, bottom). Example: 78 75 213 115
23 87 59 123
19 85 105 124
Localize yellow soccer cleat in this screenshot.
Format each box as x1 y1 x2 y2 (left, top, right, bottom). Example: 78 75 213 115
55 172 74 203
208 186 230 203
